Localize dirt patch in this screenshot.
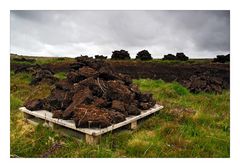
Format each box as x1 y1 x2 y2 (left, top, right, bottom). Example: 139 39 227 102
109 61 229 93
24 57 156 128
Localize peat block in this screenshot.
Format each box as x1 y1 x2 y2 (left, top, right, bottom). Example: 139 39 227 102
25 56 156 128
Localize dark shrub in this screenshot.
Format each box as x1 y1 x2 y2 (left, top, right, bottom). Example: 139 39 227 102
213 54 230 63
176 53 189 61
162 54 176 60
111 50 130 60
136 50 152 60
75 55 91 62
95 55 107 60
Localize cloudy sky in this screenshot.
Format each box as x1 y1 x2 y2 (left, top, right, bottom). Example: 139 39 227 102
10 10 230 58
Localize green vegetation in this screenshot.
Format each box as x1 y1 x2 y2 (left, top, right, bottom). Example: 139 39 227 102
11 54 75 65
10 72 229 158
34 57 75 65
54 72 67 80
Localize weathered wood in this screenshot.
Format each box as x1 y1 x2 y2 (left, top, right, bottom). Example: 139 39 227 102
19 104 163 143
26 117 85 139
54 125 84 139
130 121 138 130
85 134 100 145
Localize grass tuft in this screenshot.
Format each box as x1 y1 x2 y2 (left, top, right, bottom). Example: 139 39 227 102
54 72 67 80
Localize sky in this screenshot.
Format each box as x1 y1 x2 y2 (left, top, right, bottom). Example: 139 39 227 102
10 10 230 58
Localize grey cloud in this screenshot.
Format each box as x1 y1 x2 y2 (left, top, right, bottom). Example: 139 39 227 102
10 10 230 58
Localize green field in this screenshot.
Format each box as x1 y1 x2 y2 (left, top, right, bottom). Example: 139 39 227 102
10 69 230 158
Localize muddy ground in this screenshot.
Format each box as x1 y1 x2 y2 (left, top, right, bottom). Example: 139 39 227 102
11 60 230 90
109 61 230 92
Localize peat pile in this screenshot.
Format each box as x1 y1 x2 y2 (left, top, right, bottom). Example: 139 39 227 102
182 73 224 93
30 68 58 85
14 64 41 74
24 57 156 128
110 61 229 93
14 64 58 85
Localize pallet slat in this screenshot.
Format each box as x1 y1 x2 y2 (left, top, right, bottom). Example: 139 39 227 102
19 104 163 144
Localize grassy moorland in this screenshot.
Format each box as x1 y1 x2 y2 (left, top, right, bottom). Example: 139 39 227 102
10 54 215 65
10 54 75 65
10 70 230 158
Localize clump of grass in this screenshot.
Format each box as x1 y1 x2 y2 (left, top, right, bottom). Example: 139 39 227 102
11 71 53 101
134 79 189 99
11 60 35 65
54 72 67 80
11 71 32 84
10 95 22 111
126 139 151 157
171 82 189 96
34 57 74 65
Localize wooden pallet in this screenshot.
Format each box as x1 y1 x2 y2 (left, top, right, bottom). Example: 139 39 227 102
19 104 163 144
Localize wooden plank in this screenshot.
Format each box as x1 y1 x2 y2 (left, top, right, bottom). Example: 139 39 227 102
85 134 100 145
130 121 138 130
25 117 85 139
19 104 163 136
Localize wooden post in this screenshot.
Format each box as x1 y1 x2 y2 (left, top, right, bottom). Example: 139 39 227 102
130 121 138 130
85 134 100 145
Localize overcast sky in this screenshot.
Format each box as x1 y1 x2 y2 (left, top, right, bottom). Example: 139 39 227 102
10 10 230 58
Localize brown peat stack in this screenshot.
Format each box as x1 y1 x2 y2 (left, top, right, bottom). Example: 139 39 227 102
24 56 156 128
